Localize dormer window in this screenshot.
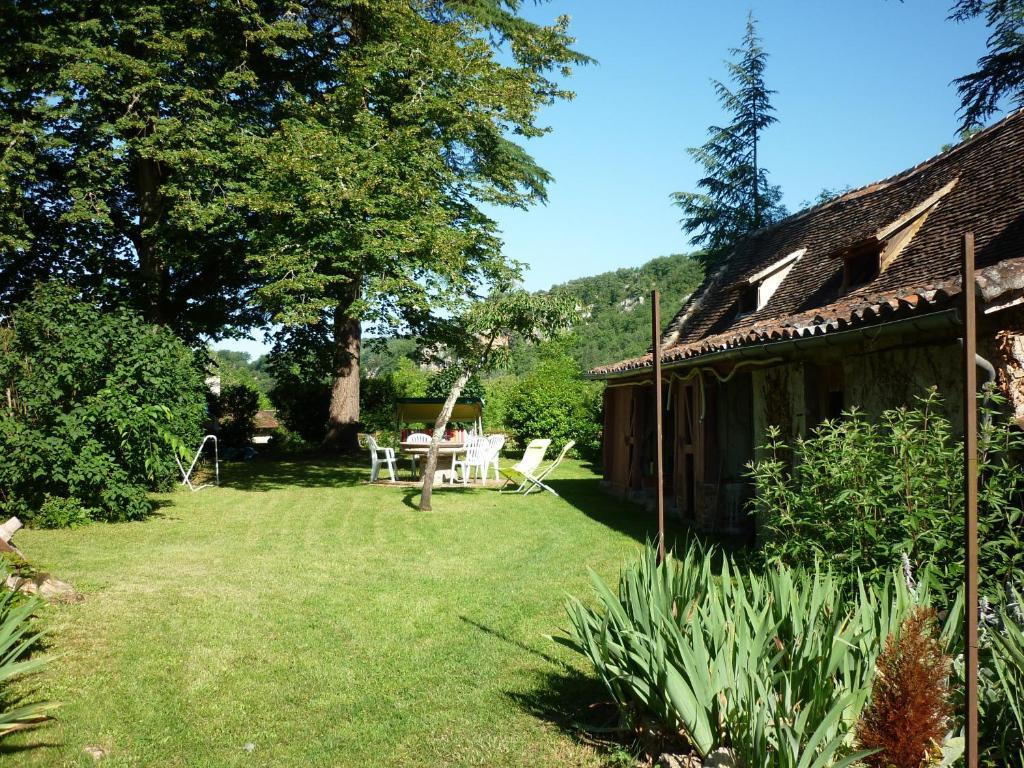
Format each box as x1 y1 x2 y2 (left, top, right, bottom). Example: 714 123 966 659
842 243 882 291
738 284 758 314
737 248 806 317
833 177 959 295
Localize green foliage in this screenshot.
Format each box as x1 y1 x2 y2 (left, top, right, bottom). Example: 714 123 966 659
951 0 1024 130
362 359 432 436
265 327 333 443
504 343 602 460
34 497 90 530
265 427 314 457
426 369 485 401
0 585 53 740
0 0 289 337
557 544 943 765
0 282 206 525
981 588 1024 765
544 253 704 372
672 13 787 266
212 384 259 452
209 350 273 409
482 374 518 435
749 388 1024 604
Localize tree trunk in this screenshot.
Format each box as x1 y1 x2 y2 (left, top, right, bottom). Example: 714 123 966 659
323 287 362 453
419 369 473 511
134 155 167 324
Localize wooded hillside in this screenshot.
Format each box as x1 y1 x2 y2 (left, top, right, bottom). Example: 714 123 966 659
544 252 704 371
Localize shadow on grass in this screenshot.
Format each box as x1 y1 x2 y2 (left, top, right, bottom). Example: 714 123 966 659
0 739 63 758
543 478 691 548
459 616 571 671
506 667 630 759
217 457 367 492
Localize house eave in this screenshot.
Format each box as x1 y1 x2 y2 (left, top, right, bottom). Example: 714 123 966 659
585 307 962 381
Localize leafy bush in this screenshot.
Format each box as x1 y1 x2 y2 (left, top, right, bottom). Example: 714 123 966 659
33 496 90 530
557 544 957 766
362 358 431 435
0 282 207 525
266 427 313 456
482 374 518 436
426 367 484 400
504 343 602 460
265 327 332 443
212 384 259 450
749 388 1024 604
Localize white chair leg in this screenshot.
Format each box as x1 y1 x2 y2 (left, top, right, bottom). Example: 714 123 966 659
370 459 379 482
386 459 396 482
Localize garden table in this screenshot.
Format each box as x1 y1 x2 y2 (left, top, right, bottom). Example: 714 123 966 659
399 441 467 482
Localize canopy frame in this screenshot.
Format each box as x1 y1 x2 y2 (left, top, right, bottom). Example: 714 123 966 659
395 397 483 435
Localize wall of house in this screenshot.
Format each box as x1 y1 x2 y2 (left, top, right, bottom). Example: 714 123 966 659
748 341 966 454
751 362 805 454
599 321 1024 528
843 341 963 427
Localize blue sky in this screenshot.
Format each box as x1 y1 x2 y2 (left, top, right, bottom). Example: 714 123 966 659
218 1 996 356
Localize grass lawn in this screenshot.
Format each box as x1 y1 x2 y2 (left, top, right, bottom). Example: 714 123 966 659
1 458 676 767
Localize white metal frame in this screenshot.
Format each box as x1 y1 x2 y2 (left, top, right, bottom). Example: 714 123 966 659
176 434 220 491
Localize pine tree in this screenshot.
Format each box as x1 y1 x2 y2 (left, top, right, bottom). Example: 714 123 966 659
951 0 1024 130
672 13 786 267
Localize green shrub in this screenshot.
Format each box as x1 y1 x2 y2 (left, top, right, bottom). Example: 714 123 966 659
212 384 259 450
360 358 432 439
33 496 90 529
266 427 313 456
426 367 484 400
0 282 207 525
749 388 1024 604
504 343 602 460
265 326 333 443
558 544 955 766
482 374 517 435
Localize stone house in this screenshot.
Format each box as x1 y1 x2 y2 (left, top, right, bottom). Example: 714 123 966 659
588 110 1024 537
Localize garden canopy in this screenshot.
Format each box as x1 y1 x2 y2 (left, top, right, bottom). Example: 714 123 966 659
395 397 483 431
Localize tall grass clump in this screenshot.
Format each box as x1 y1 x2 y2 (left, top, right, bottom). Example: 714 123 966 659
978 587 1024 766
556 543 943 766
0 585 53 739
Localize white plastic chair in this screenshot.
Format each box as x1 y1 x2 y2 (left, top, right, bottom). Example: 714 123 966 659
405 432 431 477
361 433 397 482
451 436 490 485
498 439 551 493
483 434 506 482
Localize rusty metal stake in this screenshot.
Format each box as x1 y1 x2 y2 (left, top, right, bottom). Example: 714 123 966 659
962 232 979 768
652 289 666 564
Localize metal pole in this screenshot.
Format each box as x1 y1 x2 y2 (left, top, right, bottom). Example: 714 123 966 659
962 232 979 768
652 289 666 564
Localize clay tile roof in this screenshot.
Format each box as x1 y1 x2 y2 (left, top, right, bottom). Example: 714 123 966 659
589 109 1024 378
